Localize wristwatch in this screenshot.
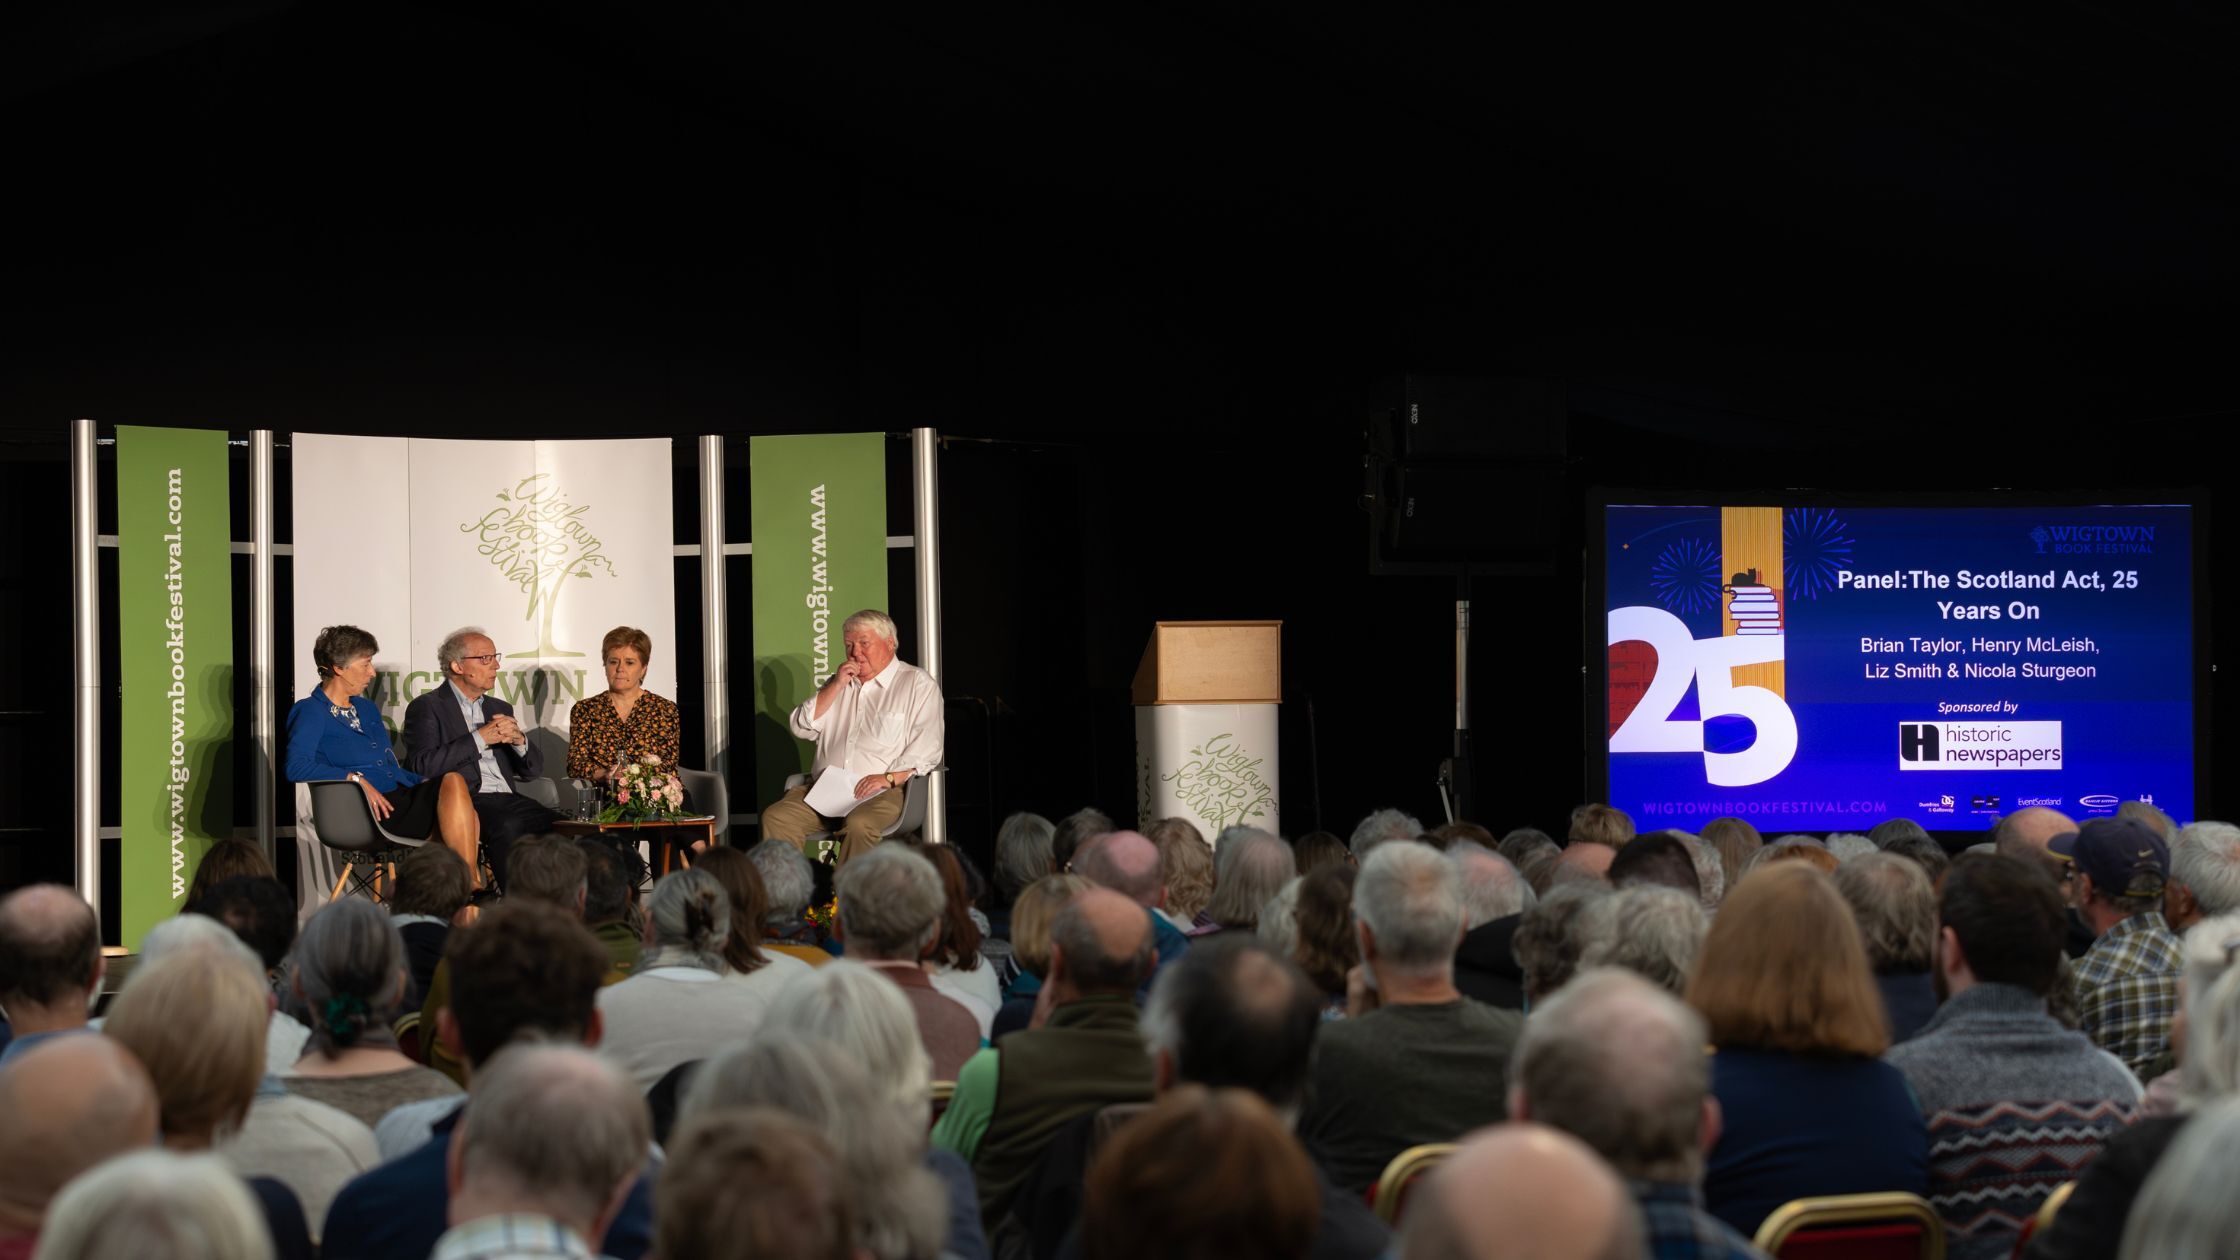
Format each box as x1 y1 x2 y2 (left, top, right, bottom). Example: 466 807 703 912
883 771 896 789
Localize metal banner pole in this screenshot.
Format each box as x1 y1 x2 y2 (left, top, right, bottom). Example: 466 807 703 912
251 430 277 857
71 419 102 911
699 436 730 797
911 428 947 844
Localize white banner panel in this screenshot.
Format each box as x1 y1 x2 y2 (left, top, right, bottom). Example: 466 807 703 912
1136 703 1281 842
291 436 676 911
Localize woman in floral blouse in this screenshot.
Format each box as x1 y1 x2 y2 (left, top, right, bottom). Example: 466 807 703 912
567 625 682 780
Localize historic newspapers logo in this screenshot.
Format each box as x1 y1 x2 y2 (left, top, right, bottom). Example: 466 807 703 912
1899 721 2063 771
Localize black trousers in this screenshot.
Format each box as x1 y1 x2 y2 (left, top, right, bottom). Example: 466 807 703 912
472 791 564 888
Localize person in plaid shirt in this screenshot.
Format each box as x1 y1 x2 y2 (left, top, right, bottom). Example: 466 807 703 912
2057 817 2183 1079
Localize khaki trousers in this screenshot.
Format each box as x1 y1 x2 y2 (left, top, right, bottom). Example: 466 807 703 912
759 783 906 865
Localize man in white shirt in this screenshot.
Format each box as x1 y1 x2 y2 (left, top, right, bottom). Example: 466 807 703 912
760 609 943 865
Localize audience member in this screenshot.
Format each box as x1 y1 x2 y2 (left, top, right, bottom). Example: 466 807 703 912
1148 817 1214 932
1552 841 1616 884
1258 876 1303 954
1293 829 1351 877
1510 968 1766 1260
1834 852 1941 1043
1568 803 1635 849
2025 912 2240 1260
1074 829 1192 983
435 1045 648 1260
1878 832 1951 886
506 832 590 910
1091 936 1389 1260
324 900 646 1260
1427 820 1498 852
183 837 278 911
0 1036 159 1257
683 1035 948 1260
1885 854 2140 1260
1607 833 1701 898
579 837 642 980
596 868 775 1091
1991 806 2077 881
146 924 379 1239
990 812 1057 939
1749 838 1839 875
2166 820 2240 936
2113 1093 2240 1260
1082 1086 1319 1260
692 846 814 1000
193 874 299 985
281 898 460 1128
33 1150 276 1260
1297 841 1523 1194
654 1108 856 1260
922 842 1001 1035
101 951 314 1259
1449 844 1532 1010
1687 863 1928 1236
1196 829 1294 937
996 874 1094 1039
837 843 982 1079
1673 831 1725 912
1349 807 1424 859
763 964 986 1260
1512 882 1612 1005
1867 817 1933 852
749 838 833 967
389 844 473 1012
1825 832 1877 864
2118 799 2175 841
2057 817 2184 1077
0 885 102 1066
1050 807 1115 873
1291 864 1361 1015
934 887 1155 1228
1699 817 1763 894
1580 886 1705 996
1498 826 1560 874
1401 1123 1645 1260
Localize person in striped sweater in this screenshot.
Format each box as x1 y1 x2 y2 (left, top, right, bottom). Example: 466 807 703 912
1886 854 2142 1260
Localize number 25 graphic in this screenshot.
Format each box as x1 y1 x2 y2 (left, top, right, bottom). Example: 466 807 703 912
1609 606 1798 787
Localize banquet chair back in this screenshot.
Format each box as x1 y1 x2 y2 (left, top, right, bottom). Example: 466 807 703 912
1753 1191 1945 1260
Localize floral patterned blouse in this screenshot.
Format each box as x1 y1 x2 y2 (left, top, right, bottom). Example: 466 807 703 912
566 690 681 779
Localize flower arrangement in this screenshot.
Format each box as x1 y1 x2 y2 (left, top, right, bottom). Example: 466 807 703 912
600 755 687 824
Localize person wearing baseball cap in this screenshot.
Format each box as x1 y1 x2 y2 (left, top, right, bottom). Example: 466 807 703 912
2053 816 2183 1078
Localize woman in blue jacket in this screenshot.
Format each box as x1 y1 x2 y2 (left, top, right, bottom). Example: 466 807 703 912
285 624 482 889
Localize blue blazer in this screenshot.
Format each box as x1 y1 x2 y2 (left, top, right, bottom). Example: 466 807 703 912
403 682 544 786
284 689 420 792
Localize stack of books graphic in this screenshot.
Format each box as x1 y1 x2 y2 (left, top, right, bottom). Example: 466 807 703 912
1728 585 1781 635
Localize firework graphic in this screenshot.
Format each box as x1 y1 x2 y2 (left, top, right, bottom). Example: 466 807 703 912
1650 537 1723 614
1783 507 1854 599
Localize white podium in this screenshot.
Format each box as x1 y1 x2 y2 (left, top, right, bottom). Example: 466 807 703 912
1133 621 1282 842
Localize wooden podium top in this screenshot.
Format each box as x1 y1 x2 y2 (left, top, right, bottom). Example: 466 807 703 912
1132 620 1282 705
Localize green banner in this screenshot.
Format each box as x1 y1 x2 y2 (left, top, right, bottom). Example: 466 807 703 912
117 426 234 950
748 434 889 814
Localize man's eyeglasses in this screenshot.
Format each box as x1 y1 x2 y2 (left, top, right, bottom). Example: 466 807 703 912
461 653 503 664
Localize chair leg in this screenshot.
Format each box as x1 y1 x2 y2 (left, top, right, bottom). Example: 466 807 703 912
331 865 351 903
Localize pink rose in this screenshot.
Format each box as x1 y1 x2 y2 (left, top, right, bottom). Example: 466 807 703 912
617 787 631 803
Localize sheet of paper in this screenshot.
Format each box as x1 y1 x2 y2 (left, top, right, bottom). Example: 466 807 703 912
804 765 875 817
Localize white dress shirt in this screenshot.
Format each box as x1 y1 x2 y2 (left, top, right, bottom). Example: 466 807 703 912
788 658 944 779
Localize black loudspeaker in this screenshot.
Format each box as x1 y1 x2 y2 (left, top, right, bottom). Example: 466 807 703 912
1366 375 1567 569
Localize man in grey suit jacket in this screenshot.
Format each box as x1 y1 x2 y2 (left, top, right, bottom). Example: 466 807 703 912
403 627 562 890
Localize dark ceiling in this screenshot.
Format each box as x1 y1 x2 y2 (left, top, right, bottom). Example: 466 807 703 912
6 1 2236 451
